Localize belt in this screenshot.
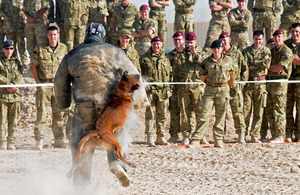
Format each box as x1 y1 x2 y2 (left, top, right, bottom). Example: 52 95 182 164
249 75 266 81
206 82 228 87
39 79 54 83
175 9 193 14
150 7 165 11
253 8 273 12
267 76 287 80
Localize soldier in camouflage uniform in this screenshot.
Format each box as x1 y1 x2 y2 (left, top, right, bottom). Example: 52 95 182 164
117 29 141 72
0 0 28 65
140 36 172 146
31 25 68 150
88 0 108 25
0 0 6 44
195 39 235 148
279 0 300 38
243 30 271 143
62 0 89 51
228 0 251 51
219 32 248 144
23 0 49 57
111 0 139 45
173 0 197 34
0 40 22 150
106 0 120 44
203 0 234 52
148 0 170 41
248 0 281 42
266 29 294 143
284 23 300 142
132 5 156 57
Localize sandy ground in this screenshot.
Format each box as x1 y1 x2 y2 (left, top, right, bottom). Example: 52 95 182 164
1 72 300 195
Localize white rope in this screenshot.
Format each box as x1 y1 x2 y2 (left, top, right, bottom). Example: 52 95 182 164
1 79 300 88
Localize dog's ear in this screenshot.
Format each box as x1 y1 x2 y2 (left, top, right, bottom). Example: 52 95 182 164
122 71 129 79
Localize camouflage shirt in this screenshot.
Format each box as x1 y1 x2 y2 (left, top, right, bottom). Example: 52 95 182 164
284 38 300 76
118 43 141 73
0 53 22 103
62 0 89 26
23 0 49 22
229 7 251 32
132 17 156 43
269 44 294 78
201 54 234 83
243 44 271 77
173 0 196 12
0 0 25 32
32 42 68 80
88 0 109 24
209 0 233 18
112 3 139 31
224 45 248 81
248 0 281 15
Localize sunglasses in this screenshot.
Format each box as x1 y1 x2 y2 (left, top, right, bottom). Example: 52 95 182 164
4 47 14 50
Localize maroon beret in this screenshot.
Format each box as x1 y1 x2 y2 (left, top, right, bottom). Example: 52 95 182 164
273 29 284 36
151 36 163 43
267 38 275 44
185 32 197 41
172 31 184 38
140 4 148 11
219 32 230 39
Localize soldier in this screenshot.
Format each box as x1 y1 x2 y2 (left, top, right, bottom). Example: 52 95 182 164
111 0 139 44
0 0 28 66
62 0 89 51
131 4 156 57
88 0 109 25
117 29 141 72
148 0 170 41
31 24 68 150
248 0 281 42
203 0 234 52
0 0 6 44
55 23 142 187
106 0 120 44
195 39 235 148
219 32 248 144
173 0 197 34
243 30 271 143
140 36 172 146
228 0 251 51
266 29 293 143
285 23 300 142
23 0 49 57
53 0 67 44
0 40 22 150
279 0 300 38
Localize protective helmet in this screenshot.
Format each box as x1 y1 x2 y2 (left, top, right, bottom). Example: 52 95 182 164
85 22 106 40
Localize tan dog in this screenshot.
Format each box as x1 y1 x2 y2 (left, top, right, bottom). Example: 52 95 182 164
67 71 139 178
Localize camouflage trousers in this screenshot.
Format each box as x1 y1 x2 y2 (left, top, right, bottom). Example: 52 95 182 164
286 81 300 139
145 92 168 138
169 85 180 138
204 17 230 51
266 82 288 138
149 10 167 41
252 11 277 43
0 101 20 144
260 107 272 138
72 101 125 186
279 11 300 38
244 83 267 138
58 22 66 44
34 87 64 140
25 22 47 57
7 31 28 63
64 25 86 51
174 12 194 34
195 85 230 141
135 42 151 58
227 84 246 134
0 27 6 46
230 31 250 52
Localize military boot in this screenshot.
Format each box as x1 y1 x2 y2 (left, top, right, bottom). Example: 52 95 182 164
182 137 190 145
156 136 170 145
54 139 67 148
0 142 7 150
7 143 16 150
214 140 224 148
270 136 284 143
238 132 246 144
147 136 155 146
200 136 209 144
251 137 261 143
286 132 292 143
109 161 130 187
168 136 180 143
35 139 43 150
189 140 200 148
